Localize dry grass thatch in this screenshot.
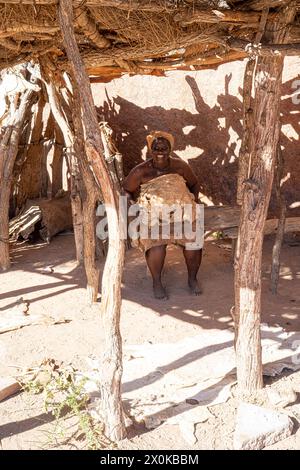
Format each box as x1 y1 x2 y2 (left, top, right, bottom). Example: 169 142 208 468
0 1 299 80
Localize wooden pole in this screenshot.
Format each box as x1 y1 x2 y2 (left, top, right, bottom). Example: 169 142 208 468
235 4 296 392
58 0 126 441
17 95 46 203
234 8 268 337
70 79 101 304
41 66 84 263
0 88 36 270
51 123 64 197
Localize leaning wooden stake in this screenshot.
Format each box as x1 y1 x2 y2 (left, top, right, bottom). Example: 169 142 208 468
235 5 296 392
41 67 84 263
0 87 37 270
271 146 286 294
58 0 126 440
71 80 101 304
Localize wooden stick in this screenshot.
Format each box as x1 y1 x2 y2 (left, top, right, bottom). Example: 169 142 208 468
234 2 296 393
0 0 178 10
58 0 126 441
226 37 300 56
0 86 36 270
41 63 84 263
75 6 110 49
70 76 101 304
174 9 273 27
270 145 286 294
245 0 292 11
51 123 64 197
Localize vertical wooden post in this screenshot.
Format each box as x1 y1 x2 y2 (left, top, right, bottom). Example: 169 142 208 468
0 89 36 270
19 95 46 201
51 123 64 198
58 0 126 440
271 145 286 294
41 69 84 263
71 81 100 304
235 5 296 392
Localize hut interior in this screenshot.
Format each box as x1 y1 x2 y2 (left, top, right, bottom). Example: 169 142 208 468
1 0 300 443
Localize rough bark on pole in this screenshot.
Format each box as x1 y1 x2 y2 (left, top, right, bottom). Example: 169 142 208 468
11 100 34 213
0 89 36 270
236 7 269 206
16 94 46 205
58 0 126 441
233 58 255 340
66 150 84 262
235 4 296 392
270 145 286 294
82 176 100 303
51 123 64 197
234 9 269 333
41 69 84 263
71 81 100 304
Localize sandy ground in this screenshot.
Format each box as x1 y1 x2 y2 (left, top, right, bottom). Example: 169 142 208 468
0 233 300 450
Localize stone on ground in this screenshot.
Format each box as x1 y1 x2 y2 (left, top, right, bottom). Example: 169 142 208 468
234 402 294 450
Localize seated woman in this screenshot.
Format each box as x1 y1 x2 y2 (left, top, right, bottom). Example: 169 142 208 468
123 130 203 300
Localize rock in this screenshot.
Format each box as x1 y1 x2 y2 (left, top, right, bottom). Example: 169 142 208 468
124 414 133 427
40 266 54 274
144 416 163 429
234 403 294 450
186 398 199 405
179 422 197 445
267 388 297 408
0 377 21 402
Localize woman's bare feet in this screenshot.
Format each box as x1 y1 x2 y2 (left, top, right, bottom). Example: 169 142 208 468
188 278 202 295
153 281 168 300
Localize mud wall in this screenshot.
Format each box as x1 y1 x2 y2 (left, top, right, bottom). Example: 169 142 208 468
92 57 300 213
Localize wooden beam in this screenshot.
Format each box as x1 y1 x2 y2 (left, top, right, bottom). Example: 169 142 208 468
174 9 273 26
226 37 300 56
0 0 178 9
0 25 59 39
0 85 37 270
204 206 240 231
237 7 269 205
75 6 110 49
223 217 300 238
243 0 292 11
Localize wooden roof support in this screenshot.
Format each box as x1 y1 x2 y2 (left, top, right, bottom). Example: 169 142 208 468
234 1 297 393
0 75 38 270
174 8 274 26
270 146 286 294
227 36 300 56
243 0 293 10
0 25 59 39
58 0 126 442
75 6 111 49
0 0 179 9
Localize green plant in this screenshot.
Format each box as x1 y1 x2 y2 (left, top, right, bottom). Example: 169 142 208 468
20 359 112 450
213 231 224 240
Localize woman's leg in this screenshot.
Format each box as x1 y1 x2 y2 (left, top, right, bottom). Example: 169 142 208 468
145 245 168 299
183 247 203 295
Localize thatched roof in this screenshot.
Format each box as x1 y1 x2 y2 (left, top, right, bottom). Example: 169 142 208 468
1 1 300 81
